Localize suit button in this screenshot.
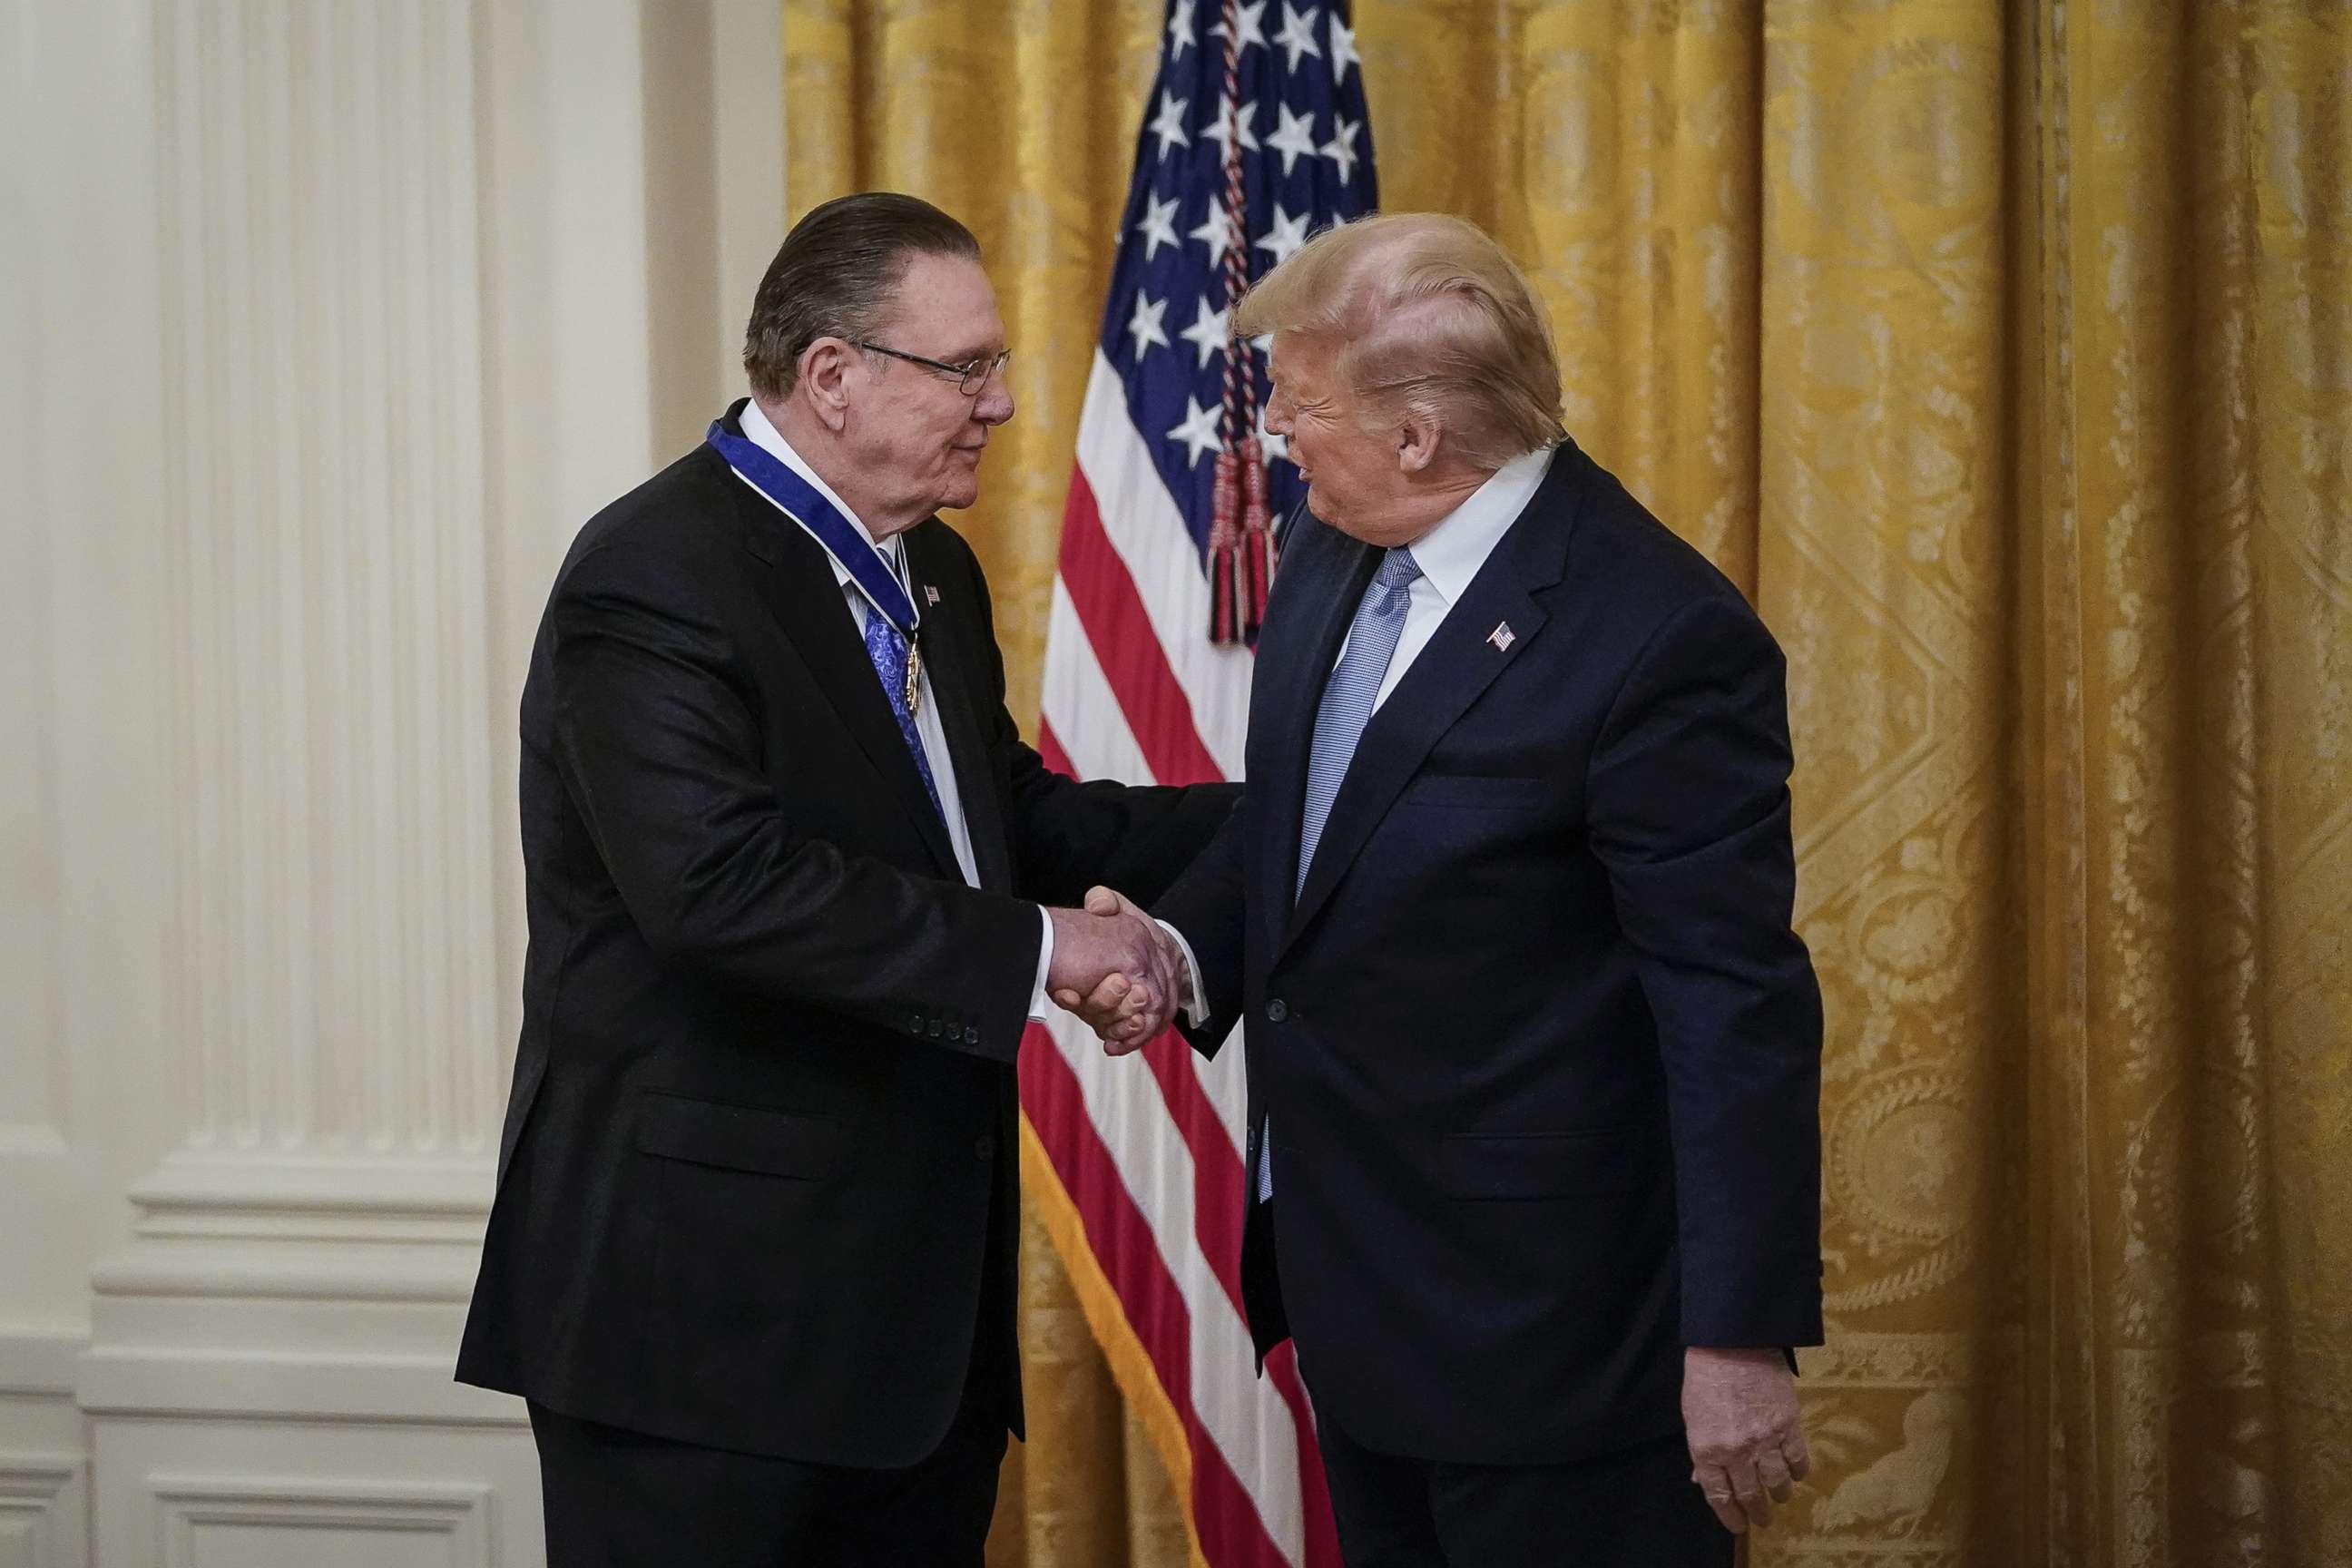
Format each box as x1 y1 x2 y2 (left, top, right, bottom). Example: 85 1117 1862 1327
975 1134 996 1161
964 1025 981 1045
907 1013 925 1035
927 1019 944 1039
1265 999 1289 1024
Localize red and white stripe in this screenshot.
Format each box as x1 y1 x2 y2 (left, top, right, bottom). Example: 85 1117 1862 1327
1024 351 1341 1568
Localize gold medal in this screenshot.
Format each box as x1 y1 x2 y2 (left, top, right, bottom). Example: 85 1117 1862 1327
904 634 924 718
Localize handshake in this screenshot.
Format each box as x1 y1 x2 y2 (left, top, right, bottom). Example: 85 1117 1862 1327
1044 886 1191 1054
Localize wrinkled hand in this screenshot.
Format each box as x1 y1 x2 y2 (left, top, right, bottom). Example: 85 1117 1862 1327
1683 1347 1808 1534
1047 887 1185 1054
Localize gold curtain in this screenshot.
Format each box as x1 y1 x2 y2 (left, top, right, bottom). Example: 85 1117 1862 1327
781 3 2352 1563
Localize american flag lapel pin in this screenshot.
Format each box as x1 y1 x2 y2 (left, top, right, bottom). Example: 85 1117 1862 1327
1488 621 1515 652
924 584 942 606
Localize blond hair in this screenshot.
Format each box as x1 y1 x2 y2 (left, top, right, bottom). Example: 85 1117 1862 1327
1235 212 1565 470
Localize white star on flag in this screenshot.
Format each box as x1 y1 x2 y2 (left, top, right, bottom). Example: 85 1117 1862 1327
1127 290 1171 359
1179 297 1230 369
1190 205 1239 267
1200 97 1260 159
1257 201 1311 266
1266 102 1320 177
1273 3 1323 72
1166 0 1195 62
1134 192 1181 261
1328 8 1360 85
1320 113 1363 185
1148 90 1191 160
1207 0 1267 54
1166 396 1224 466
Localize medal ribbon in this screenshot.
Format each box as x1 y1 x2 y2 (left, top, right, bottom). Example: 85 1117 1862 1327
708 420 922 647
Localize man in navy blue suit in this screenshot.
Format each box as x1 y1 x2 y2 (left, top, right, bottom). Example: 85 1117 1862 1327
1062 213 1824 1567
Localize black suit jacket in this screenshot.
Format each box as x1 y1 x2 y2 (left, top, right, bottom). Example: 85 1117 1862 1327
456 406 1234 1467
1156 441 1823 1467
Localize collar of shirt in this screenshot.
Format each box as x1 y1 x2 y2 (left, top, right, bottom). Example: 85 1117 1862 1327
737 395 904 587
1401 445 1555 609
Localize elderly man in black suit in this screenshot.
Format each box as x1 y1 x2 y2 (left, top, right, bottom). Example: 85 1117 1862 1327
1063 212 1824 1568
458 191 1228 1568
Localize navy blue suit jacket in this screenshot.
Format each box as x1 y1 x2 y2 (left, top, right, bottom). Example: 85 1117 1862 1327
1156 440 1824 1466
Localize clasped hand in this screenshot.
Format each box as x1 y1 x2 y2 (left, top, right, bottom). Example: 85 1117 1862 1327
1046 887 1186 1054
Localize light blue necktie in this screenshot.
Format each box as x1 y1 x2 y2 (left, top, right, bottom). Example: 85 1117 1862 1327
1259 545 1422 1201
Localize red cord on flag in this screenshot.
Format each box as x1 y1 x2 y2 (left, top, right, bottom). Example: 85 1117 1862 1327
1209 446 1241 645
1238 434 1272 643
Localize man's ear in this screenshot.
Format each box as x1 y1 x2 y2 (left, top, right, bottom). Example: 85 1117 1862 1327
797 338 859 433
1396 414 1443 475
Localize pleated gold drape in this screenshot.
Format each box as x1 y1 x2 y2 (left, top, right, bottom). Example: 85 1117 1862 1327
782 4 2352 1564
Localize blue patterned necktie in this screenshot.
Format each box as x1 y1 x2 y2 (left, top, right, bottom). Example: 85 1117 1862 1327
1260 545 1421 1202
862 595 946 825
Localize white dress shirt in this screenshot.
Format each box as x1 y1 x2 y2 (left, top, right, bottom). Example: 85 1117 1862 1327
1164 446 1558 1188
736 398 1056 1017
1338 444 1554 710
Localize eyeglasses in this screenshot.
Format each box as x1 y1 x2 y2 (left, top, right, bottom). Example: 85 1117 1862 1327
854 341 1013 397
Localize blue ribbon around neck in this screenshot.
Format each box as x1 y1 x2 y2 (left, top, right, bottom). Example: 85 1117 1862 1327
708 420 919 642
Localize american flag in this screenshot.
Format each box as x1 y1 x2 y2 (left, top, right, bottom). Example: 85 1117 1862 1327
1017 3 1374 1565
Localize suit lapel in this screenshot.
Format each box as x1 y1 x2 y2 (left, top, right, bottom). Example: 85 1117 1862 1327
723 446 965 881
1278 447 1588 961
904 530 1014 894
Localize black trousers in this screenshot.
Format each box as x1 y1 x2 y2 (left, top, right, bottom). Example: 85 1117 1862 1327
1315 1402 1733 1568
530 1387 1006 1568
532 1180 1017 1568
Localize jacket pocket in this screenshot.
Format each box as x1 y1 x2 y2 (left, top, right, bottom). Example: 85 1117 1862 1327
1399 773 1545 810
1437 1125 1661 1200
633 1093 851 1181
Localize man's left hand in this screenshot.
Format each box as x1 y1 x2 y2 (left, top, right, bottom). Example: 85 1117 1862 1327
1682 1346 1808 1534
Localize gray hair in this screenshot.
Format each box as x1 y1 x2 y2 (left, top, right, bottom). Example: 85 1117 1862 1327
742 192 981 400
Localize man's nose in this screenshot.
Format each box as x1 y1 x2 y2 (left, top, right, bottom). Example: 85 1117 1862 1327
975 378 1014 426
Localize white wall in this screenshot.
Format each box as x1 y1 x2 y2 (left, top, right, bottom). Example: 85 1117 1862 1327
0 3 785 1563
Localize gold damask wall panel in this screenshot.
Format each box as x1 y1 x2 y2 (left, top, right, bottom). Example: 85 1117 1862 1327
2246 6 2352 1563
1754 7 2027 1563
782 3 2352 1564
2027 4 2352 1563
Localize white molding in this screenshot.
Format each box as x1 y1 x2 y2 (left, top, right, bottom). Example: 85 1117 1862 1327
127 1151 495 1223
151 0 501 1166
710 0 787 406
87 1237 483 1305
0 1337 85 1401
0 1451 83 1568
153 1476 489 1568
0 1130 69 1161
80 1355 523 1430
0 0 70 1181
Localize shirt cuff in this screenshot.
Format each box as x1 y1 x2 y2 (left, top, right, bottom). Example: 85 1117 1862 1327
1156 919 1209 1029
1025 906 1055 1024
